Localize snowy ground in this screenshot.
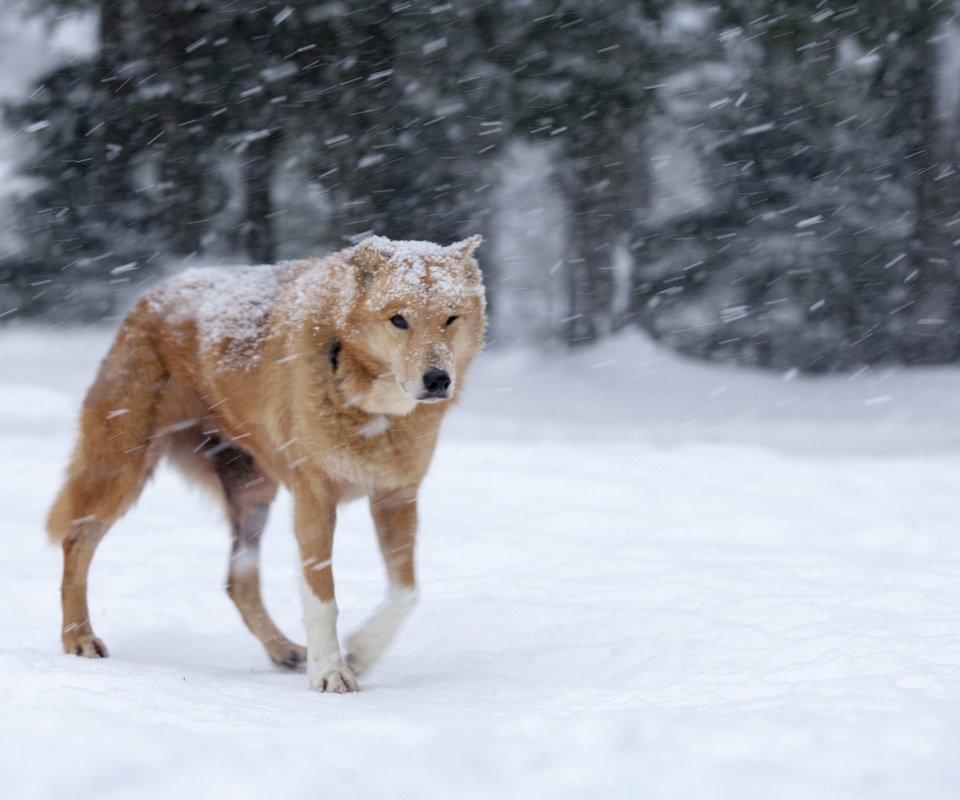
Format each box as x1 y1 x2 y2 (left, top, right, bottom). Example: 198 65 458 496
2 325 960 799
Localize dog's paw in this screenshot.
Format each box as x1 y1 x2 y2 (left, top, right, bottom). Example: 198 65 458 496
344 648 368 676
309 666 359 693
344 588 418 677
63 633 109 658
344 641 379 677
270 644 307 670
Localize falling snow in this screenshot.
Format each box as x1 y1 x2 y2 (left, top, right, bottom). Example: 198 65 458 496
2 3 960 797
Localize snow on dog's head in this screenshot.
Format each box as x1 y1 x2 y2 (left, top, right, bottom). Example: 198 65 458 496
343 235 486 415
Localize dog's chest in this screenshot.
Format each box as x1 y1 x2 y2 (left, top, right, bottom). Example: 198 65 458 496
320 414 432 496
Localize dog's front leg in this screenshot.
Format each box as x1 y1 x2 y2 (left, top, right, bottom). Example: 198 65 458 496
293 484 358 693
346 486 420 676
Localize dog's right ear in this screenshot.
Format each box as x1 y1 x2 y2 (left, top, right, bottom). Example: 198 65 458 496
352 237 394 289
453 234 483 261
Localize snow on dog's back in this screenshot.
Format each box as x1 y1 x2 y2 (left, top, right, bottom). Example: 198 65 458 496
144 265 284 369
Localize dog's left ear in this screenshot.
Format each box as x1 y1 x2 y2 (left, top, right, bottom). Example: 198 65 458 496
452 234 483 261
352 236 394 289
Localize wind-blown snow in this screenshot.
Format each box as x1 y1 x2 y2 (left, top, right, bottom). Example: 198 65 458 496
2 327 960 798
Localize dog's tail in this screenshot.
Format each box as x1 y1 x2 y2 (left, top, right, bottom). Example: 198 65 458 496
47 313 168 543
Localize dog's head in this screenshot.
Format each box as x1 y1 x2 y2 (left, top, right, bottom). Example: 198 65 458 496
340 235 487 415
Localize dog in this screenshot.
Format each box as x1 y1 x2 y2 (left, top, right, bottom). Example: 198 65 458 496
47 234 486 692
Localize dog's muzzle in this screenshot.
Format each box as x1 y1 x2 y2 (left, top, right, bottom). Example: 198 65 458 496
419 369 451 400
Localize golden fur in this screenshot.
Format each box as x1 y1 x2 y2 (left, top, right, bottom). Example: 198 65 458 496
47 235 486 691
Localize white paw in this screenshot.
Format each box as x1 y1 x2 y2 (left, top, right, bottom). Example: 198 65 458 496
309 665 359 693
344 638 375 677
345 588 418 676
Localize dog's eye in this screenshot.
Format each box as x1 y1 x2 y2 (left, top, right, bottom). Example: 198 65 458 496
390 314 409 329
446 315 458 326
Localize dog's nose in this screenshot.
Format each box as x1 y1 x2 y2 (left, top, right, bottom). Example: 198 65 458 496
422 369 451 397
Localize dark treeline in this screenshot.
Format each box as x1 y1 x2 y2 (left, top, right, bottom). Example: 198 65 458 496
2 1 959 371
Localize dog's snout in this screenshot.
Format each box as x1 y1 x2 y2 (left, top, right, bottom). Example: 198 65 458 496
422 369 451 398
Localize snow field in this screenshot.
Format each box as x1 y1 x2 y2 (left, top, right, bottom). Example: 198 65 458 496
2 327 960 798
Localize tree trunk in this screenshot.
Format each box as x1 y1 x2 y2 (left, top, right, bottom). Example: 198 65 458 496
148 2 204 256
335 3 404 241
92 0 128 219
243 131 278 264
562 122 638 345
901 24 960 364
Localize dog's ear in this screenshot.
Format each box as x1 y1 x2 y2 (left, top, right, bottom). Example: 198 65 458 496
352 236 394 288
452 234 483 261
452 234 483 284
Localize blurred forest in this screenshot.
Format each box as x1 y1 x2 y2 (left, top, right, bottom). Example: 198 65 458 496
2 0 960 371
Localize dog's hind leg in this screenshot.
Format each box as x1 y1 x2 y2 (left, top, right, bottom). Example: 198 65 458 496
209 444 307 669
47 320 167 657
345 486 420 676
60 522 111 657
